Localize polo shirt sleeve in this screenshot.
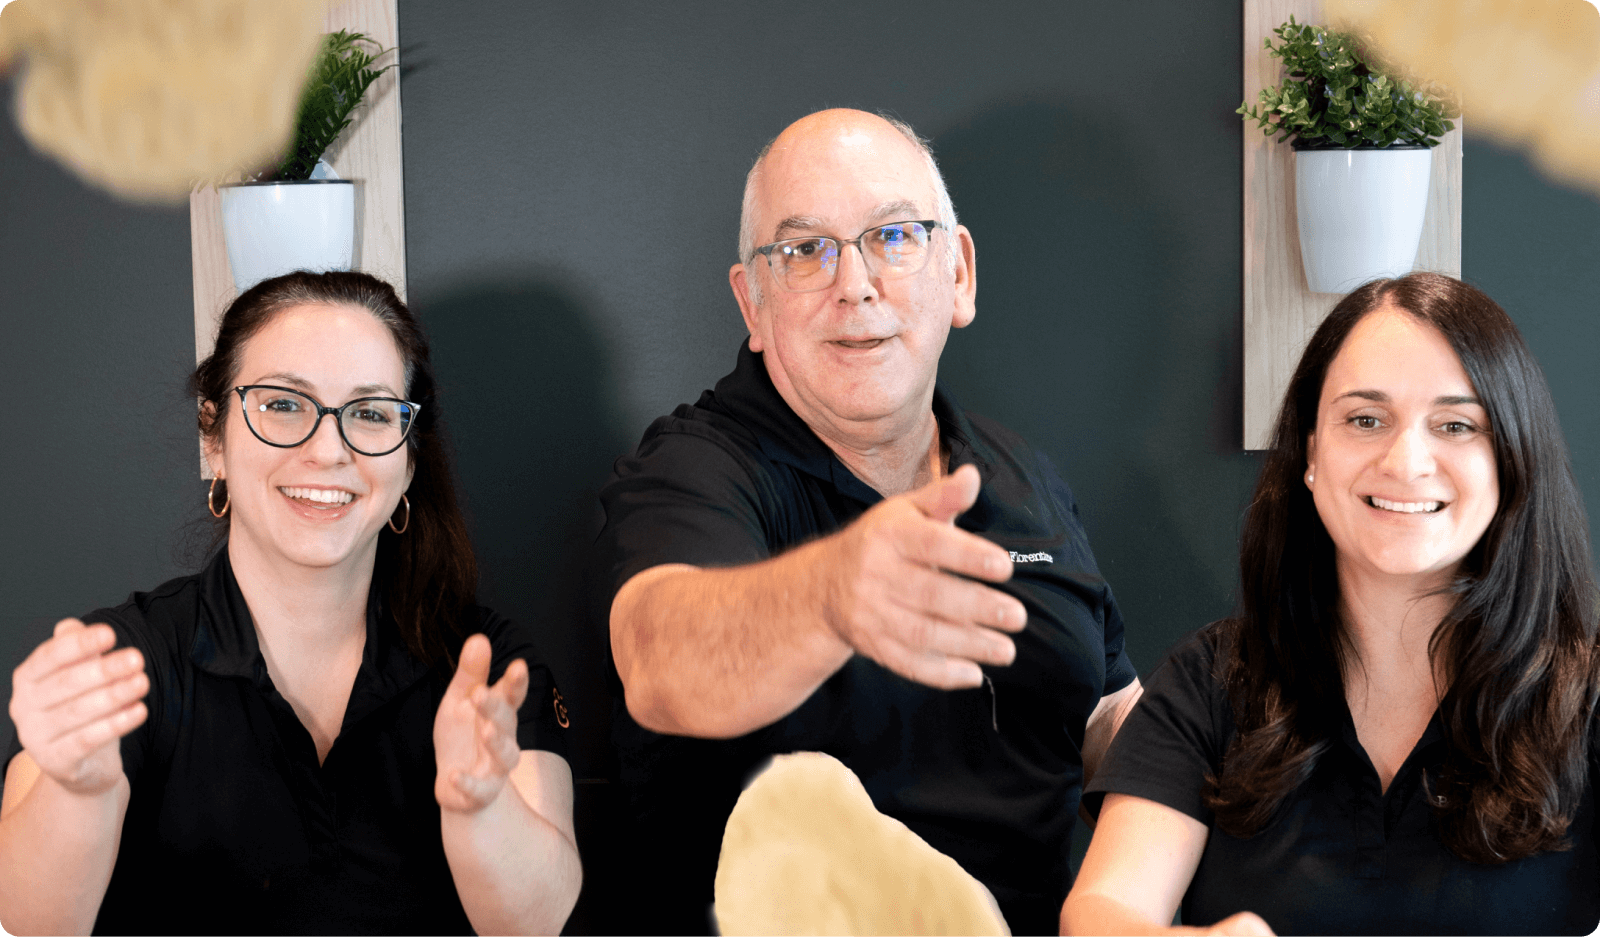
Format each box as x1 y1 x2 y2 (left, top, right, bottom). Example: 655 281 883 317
475 609 569 758
1098 588 1138 696
1035 447 1138 696
1083 630 1227 823
593 422 772 608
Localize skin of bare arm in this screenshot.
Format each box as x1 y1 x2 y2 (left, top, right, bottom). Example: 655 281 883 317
1061 793 1273 937
1078 679 1144 829
436 635 581 935
0 619 149 935
610 464 1029 740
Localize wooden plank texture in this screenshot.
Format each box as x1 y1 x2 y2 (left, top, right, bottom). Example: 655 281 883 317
323 0 407 298
189 0 405 475
1242 0 1462 449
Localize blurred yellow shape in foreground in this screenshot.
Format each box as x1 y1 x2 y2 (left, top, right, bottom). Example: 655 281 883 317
1331 0 1600 193
715 752 1010 937
0 0 324 204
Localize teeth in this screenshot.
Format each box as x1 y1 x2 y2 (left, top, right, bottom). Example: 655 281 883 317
1368 496 1443 514
279 487 354 505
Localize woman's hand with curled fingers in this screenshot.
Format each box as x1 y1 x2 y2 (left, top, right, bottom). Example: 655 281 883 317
8 618 148 796
433 634 530 814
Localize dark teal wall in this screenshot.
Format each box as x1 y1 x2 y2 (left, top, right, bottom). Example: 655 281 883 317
2 3 1597 930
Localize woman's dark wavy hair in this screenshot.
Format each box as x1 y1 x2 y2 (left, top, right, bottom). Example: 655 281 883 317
1203 272 1600 863
189 271 476 670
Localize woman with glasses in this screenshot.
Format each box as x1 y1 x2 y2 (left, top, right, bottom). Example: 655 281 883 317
0 272 581 934
1062 274 1600 935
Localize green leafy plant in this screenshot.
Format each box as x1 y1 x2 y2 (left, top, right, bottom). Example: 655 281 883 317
266 30 393 180
1238 17 1458 149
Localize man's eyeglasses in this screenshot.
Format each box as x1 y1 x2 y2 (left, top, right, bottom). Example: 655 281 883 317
233 385 420 457
751 220 942 293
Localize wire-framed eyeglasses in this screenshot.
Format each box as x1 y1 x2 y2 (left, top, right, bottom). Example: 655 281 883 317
233 385 420 457
751 219 942 293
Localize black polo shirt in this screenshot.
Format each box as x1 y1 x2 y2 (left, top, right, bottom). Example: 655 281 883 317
1086 628 1600 935
3 549 569 936
593 341 1136 936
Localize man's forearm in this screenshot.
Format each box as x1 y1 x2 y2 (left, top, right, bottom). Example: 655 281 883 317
611 536 855 739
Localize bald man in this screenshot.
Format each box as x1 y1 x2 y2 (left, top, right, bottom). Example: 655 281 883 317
592 110 1141 935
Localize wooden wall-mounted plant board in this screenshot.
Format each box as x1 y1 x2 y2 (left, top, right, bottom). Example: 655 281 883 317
1242 0 1462 450
189 0 405 475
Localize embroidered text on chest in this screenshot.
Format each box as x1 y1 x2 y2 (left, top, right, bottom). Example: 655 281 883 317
1008 551 1054 564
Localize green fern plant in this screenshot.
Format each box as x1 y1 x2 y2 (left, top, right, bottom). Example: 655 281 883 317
1238 17 1458 149
266 30 393 181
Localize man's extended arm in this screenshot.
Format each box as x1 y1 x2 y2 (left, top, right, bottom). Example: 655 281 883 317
611 466 1028 739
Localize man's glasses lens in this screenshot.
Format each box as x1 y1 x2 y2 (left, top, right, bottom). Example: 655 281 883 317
240 387 415 456
765 221 935 292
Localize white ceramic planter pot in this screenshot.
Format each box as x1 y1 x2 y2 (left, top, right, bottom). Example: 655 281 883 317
1294 146 1432 295
219 179 355 293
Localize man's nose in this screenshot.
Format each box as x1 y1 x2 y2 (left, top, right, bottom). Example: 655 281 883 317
832 241 880 305
1378 423 1436 480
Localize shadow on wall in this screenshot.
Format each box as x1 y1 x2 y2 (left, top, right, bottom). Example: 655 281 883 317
932 98 1261 676
414 279 628 935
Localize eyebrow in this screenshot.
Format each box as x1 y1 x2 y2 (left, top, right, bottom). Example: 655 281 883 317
256 372 315 391
771 215 828 239
254 373 401 399
1333 389 1482 406
866 199 923 224
352 383 402 397
769 200 928 241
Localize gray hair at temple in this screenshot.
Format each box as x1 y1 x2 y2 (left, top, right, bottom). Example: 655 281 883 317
737 114 960 306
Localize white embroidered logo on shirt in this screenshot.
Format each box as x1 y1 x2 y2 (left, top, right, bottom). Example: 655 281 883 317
1008 551 1053 564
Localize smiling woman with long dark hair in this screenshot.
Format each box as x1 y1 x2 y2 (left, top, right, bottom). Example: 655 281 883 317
0 271 582 935
1063 273 1600 936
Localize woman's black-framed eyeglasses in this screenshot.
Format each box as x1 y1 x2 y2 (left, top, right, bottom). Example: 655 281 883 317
233 385 420 457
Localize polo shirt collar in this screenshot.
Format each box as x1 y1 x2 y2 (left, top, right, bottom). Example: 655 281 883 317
189 547 433 728
712 340 989 503
190 549 265 681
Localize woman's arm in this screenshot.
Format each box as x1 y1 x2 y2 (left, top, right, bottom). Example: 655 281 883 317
1061 793 1272 937
0 619 147 935
441 750 581 936
434 634 581 935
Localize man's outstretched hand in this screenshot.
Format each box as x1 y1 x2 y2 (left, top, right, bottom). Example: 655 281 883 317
824 464 1027 690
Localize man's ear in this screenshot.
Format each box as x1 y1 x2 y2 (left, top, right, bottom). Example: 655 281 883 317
200 401 226 479
729 262 765 351
950 224 977 329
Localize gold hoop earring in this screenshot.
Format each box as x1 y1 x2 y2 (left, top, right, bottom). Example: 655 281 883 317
208 477 230 518
388 494 410 534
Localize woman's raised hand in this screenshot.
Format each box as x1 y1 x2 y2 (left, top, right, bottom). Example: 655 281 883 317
433 634 529 814
9 619 148 795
